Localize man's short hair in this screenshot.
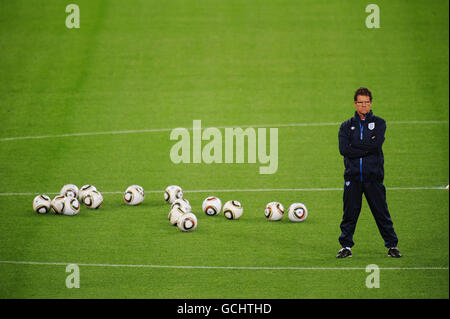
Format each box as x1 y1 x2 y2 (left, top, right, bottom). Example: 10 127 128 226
354 87 372 101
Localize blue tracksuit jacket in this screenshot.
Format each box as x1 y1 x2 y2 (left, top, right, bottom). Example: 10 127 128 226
338 110 386 182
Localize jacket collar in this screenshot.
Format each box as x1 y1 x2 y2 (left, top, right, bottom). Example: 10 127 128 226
354 110 374 121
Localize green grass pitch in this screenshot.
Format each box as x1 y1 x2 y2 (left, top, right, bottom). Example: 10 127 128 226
0 0 448 299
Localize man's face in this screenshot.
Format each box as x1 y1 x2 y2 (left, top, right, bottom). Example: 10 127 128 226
354 94 372 117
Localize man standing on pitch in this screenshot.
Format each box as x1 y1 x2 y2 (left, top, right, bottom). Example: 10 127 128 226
336 87 402 258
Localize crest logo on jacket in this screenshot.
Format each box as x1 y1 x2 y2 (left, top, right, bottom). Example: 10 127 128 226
368 122 375 130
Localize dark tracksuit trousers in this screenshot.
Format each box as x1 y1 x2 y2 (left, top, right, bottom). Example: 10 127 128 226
338 111 399 249
340 180 398 248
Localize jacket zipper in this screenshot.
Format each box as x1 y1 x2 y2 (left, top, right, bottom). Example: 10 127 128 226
359 120 364 182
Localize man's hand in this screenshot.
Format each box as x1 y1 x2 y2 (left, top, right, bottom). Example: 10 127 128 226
341 143 371 158
351 136 380 154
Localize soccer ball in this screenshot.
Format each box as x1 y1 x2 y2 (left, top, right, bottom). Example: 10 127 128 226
78 185 97 201
124 185 145 205
288 203 308 222
32 194 51 214
177 212 198 232
60 184 79 199
171 198 191 213
202 196 222 216
223 200 243 220
62 197 80 216
51 195 66 214
168 206 187 226
164 185 183 204
82 189 103 209
264 202 285 221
